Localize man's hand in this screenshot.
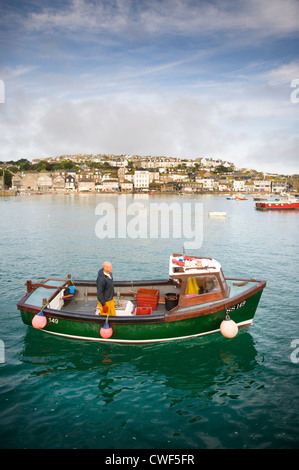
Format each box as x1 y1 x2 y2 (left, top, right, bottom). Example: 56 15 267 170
102 304 108 313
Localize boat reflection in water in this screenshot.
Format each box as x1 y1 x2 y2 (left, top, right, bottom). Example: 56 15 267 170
21 326 259 396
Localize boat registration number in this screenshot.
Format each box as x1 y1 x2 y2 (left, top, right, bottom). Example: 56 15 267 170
49 317 59 324
227 300 246 313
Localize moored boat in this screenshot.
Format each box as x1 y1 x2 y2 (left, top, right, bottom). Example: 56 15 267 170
226 195 247 200
256 195 299 211
208 211 227 217
17 254 266 343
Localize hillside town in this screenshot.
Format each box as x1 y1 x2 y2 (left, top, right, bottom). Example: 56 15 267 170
1 153 298 195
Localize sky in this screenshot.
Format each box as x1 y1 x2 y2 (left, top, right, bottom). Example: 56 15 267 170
0 0 299 174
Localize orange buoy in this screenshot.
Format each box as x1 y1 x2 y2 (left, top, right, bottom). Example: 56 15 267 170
32 312 47 329
220 315 238 338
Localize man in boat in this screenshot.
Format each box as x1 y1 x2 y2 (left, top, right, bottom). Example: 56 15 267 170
97 261 116 316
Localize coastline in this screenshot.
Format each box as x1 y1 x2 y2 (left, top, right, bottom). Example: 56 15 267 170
3 190 296 198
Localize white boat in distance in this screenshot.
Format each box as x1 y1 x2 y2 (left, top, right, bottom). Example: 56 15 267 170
208 211 227 217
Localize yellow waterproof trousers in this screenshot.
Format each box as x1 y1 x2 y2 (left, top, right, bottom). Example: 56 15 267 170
98 298 116 316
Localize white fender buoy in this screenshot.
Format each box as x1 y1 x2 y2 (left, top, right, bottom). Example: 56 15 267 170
220 315 238 338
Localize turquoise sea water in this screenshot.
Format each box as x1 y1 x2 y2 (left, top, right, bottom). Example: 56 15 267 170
0 193 298 450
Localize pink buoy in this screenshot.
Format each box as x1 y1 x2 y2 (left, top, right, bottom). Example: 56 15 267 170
100 321 113 339
220 315 238 338
32 312 47 329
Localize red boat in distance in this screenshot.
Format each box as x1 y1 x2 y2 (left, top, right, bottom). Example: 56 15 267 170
256 195 299 211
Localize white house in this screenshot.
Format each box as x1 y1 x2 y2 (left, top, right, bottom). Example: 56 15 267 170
134 170 149 189
171 174 189 181
77 179 95 192
271 181 287 193
253 180 271 192
102 179 119 191
195 177 216 190
233 180 245 192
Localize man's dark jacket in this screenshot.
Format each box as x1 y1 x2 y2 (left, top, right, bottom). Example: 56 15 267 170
97 268 114 306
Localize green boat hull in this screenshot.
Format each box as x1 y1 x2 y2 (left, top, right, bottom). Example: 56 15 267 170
20 290 263 343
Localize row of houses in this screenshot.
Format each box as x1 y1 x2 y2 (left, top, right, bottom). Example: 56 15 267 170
11 171 120 193
11 166 290 194
187 176 288 193
11 169 169 192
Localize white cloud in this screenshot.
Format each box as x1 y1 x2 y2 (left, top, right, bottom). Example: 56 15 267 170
263 61 299 85
21 0 299 39
241 130 299 174
0 66 36 82
1 85 298 175
0 0 298 174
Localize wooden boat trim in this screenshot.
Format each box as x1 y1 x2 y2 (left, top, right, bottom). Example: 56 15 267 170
17 276 266 324
42 307 165 324
165 279 266 322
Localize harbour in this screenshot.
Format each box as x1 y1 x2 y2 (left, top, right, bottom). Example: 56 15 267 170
1 0 299 453
0 193 299 449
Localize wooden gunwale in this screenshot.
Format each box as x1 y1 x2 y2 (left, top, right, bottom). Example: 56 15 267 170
42 307 165 324
17 278 173 323
17 278 69 314
17 276 266 325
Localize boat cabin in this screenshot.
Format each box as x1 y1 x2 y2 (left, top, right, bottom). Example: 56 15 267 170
168 254 229 309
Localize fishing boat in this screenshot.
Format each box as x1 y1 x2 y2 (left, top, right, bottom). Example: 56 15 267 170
256 195 299 211
227 195 247 200
208 211 227 217
17 254 266 344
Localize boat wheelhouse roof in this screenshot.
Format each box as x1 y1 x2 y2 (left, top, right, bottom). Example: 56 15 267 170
169 255 222 278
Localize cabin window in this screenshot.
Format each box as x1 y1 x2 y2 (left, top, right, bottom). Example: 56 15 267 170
185 275 220 297
219 269 226 286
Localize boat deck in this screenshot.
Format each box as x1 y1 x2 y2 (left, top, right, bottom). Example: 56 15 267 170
60 297 170 316
21 276 262 320
58 278 257 317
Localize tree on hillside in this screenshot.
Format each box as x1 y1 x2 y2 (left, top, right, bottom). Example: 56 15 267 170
213 165 233 173
2 170 13 187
